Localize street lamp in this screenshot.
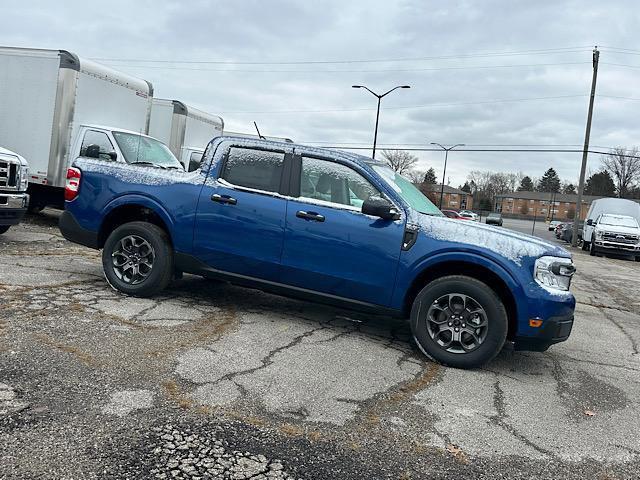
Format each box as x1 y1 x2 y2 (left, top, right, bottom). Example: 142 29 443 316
352 85 410 159
430 142 465 209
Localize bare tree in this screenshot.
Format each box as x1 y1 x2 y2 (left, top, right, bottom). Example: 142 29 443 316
601 147 640 198
381 150 418 175
405 170 425 184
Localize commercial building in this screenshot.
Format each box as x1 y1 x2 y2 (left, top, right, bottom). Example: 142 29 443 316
494 191 604 220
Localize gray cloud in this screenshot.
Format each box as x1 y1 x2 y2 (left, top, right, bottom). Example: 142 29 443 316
2 0 639 187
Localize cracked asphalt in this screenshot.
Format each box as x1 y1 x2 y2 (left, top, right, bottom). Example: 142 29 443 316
1 211 639 479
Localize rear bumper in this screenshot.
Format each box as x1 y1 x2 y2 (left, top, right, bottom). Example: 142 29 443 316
59 210 99 249
0 192 29 226
514 313 574 352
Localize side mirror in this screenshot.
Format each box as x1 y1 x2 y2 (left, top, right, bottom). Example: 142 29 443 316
586 219 593 226
85 144 100 158
188 159 201 172
362 197 399 220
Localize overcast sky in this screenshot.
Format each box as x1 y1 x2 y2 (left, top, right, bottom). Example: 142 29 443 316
2 0 639 187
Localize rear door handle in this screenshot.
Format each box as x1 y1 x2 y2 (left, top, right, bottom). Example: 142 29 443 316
211 194 237 205
296 210 325 222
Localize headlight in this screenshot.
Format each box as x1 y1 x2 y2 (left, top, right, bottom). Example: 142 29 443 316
19 164 29 190
595 230 603 239
534 256 575 291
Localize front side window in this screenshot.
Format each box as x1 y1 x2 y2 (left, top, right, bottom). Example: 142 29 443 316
80 130 115 161
221 147 284 193
300 157 379 208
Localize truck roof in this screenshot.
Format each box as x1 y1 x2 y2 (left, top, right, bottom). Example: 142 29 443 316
0 46 152 96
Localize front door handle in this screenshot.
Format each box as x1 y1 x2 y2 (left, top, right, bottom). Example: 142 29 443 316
296 210 325 222
211 194 237 205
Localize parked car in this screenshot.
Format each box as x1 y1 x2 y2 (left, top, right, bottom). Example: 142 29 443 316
554 223 565 239
586 214 640 260
549 220 562 231
60 137 576 369
459 210 479 221
582 198 640 255
442 210 470 220
560 222 583 244
485 212 503 226
0 146 30 234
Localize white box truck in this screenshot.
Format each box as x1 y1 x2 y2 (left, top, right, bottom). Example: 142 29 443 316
0 46 154 208
149 99 223 170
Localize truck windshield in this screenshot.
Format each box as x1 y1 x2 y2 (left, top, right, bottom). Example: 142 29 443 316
112 132 182 169
372 165 442 216
600 215 639 228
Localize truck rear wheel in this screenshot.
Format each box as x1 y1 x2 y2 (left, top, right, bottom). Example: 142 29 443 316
410 275 508 369
0 226 10 235
102 221 173 297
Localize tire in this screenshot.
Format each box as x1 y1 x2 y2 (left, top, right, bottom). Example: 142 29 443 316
410 275 508 369
102 221 173 297
581 240 589 251
589 237 596 256
635 256 640 262
0 225 10 235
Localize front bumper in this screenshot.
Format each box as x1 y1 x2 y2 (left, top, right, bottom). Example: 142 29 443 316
593 240 640 253
514 313 574 352
0 192 29 226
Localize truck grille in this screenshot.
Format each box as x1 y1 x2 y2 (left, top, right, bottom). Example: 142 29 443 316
0 158 19 189
603 232 639 244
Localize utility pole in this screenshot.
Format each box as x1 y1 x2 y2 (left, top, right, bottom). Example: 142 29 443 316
572 47 599 247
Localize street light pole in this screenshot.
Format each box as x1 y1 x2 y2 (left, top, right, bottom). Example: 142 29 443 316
430 143 465 209
352 85 410 159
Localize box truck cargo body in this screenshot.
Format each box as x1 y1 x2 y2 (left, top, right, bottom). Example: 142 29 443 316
149 99 223 169
0 46 153 207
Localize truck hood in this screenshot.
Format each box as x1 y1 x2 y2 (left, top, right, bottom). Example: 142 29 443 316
0 146 29 167
594 224 640 236
412 213 569 265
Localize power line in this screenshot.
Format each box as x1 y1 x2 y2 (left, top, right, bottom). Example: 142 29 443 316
90 46 593 65
103 61 590 73
218 94 586 114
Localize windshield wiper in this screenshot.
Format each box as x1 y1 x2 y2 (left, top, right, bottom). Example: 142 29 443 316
130 161 167 170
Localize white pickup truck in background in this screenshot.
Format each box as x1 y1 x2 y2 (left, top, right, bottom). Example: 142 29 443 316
0 46 155 209
0 146 30 234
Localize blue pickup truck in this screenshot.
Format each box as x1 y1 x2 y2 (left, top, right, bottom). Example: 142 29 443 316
59 136 576 368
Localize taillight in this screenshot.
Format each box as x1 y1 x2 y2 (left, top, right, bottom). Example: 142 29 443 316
65 167 81 201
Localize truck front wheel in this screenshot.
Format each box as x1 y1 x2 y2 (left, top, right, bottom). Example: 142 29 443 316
0 226 10 235
410 275 508 369
102 221 173 297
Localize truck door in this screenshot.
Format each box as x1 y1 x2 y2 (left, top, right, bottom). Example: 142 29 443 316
280 154 405 307
193 143 292 282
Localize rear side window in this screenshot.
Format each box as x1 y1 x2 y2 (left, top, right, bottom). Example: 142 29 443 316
221 147 285 192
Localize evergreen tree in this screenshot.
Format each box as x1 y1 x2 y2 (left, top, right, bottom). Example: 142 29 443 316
460 181 472 193
561 183 577 195
584 171 616 197
536 168 561 193
517 176 534 191
423 167 438 185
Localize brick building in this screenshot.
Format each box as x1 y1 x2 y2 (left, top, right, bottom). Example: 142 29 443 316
494 191 604 220
420 184 474 210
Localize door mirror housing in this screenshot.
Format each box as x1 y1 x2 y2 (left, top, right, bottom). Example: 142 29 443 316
362 197 400 220
107 151 117 161
586 219 593 226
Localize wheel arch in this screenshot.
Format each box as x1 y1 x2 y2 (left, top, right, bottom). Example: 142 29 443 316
402 255 522 340
98 197 174 248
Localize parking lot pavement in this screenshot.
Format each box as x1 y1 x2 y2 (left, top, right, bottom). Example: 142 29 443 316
1 213 639 479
